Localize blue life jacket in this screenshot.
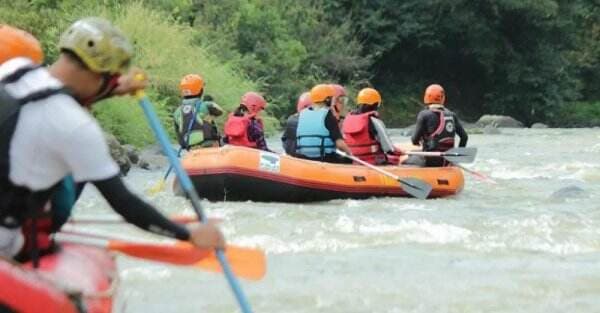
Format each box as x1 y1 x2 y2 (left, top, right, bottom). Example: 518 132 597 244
296 107 335 158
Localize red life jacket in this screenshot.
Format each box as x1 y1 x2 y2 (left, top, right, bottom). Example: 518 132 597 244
342 111 387 165
224 113 259 148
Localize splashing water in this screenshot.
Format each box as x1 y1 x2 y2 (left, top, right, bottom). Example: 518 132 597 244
72 128 600 313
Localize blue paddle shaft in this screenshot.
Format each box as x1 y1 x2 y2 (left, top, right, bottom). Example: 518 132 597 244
139 97 253 313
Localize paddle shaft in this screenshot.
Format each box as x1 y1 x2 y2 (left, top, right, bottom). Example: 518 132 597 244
53 232 207 265
138 95 253 313
454 163 497 184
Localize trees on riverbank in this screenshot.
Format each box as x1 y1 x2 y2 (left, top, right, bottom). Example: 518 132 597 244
2 0 598 142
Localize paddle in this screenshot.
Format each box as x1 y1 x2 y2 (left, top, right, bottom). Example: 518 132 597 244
146 147 182 196
136 83 254 312
54 232 209 265
453 163 498 184
56 230 266 280
406 147 477 164
335 149 432 199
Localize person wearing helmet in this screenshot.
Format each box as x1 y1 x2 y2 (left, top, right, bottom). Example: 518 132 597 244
410 84 468 167
330 84 348 125
342 88 403 165
281 92 311 155
0 20 224 263
173 74 223 150
295 84 352 163
224 91 271 151
0 25 44 65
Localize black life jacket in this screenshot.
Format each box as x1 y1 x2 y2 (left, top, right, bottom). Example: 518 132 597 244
0 65 68 228
423 107 456 152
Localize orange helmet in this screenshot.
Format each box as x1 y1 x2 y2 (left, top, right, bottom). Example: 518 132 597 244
179 74 204 97
296 92 312 113
423 84 445 105
310 84 335 104
241 91 267 115
0 25 43 65
357 88 382 106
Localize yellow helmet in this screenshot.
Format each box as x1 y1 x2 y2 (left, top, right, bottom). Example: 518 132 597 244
310 84 335 104
356 88 382 106
59 17 133 74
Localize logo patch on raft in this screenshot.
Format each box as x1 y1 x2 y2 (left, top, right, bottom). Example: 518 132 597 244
259 152 280 173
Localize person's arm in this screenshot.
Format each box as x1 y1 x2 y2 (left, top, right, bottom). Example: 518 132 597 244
411 111 427 146
60 116 224 249
325 111 352 155
248 119 271 152
370 117 399 154
93 176 190 239
454 116 468 147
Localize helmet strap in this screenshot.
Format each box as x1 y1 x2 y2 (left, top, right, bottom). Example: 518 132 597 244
80 73 120 106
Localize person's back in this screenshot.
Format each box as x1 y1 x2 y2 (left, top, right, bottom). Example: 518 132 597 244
295 84 352 163
173 74 221 150
411 84 468 167
0 21 224 265
342 88 402 165
282 92 311 156
224 91 271 151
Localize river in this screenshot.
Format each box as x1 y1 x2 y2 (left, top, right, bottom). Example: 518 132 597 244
72 128 600 313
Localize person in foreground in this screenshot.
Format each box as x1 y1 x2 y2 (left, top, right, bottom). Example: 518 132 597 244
173 73 223 150
295 84 352 163
0 20 224 262
224 91 271 151
342 87 403 165
410 84 468 167
281 91 311 155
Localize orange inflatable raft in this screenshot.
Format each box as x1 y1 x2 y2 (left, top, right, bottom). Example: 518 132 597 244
176 146 464 202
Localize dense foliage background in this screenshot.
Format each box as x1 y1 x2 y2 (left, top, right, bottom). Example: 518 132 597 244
2 0 598 144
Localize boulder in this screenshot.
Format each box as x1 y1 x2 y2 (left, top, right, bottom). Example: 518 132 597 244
549 185 588 200
531 123 549 129
104 132 131 176
138 146 169 170
476 115 524 128
122 144 140 164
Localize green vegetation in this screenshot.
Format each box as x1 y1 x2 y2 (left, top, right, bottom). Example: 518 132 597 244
2 0 599 140
1 1 270 146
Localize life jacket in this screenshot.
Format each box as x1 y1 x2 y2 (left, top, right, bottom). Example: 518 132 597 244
0 65 68 230
282 113 299 155
1 65 73 264
423 106 456 152
342 111 387 165
175 98 220 149
224 113 260 148
295 107 335 158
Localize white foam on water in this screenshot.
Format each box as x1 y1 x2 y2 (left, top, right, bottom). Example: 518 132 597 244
357 219 473 244
233 234 361 254
120 265 173 281
465 214 598 255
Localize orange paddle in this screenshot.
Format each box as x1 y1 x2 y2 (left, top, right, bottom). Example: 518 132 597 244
55 232 266 280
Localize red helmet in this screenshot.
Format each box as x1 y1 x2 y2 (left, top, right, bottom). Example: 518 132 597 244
330 84 347 120
241 91 267 115
296 92 312 113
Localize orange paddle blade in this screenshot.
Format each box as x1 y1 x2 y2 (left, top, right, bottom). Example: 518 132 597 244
196 245 266 281
107 241 211 265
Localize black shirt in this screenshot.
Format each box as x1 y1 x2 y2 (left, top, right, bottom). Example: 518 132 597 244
324 110 343 141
